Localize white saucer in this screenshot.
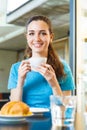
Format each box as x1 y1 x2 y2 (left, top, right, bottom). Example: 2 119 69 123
30 108 50 113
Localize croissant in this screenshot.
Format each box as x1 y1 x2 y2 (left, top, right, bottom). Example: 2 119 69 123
0 101 32 116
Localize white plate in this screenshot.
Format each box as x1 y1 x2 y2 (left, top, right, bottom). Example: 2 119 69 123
30 108 50 113
0 114 33 118
0 114 33 123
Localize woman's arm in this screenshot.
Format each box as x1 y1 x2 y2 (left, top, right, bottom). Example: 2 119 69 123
49 76 71 96
9 60 31 101
10 78 24 101
63 91 71 96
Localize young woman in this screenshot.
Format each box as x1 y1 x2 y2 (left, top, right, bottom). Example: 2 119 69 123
8 15 75 108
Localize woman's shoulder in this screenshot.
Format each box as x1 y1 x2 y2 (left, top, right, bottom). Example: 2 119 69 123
59 59 75 90
12 61 21 67
10 61 22 71
11 59 29 70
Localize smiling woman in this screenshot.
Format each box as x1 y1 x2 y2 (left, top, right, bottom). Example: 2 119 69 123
7 15 75 109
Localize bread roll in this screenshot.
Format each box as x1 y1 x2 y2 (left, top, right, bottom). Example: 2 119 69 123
0 101 32 116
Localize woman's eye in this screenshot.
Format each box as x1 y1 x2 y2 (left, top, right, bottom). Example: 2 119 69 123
28 33 34 36
41 32 47 35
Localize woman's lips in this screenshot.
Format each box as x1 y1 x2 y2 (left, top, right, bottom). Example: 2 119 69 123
34 43 43 48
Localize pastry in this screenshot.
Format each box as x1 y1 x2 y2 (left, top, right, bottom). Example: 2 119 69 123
0 101 32 116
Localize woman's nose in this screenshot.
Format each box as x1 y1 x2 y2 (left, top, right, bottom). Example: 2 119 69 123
34 34 41 41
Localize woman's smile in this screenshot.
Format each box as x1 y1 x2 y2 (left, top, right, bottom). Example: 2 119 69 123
33 42 43 48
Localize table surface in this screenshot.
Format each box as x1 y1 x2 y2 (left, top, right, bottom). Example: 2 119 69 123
0 113 74 130
0 112 85 130
0 113 52 130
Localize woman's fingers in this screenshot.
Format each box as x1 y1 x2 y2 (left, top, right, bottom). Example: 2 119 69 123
36 63 54 74
18 60 31 78
35 63 55 81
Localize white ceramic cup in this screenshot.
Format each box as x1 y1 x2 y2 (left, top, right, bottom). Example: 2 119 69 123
29 57 47 69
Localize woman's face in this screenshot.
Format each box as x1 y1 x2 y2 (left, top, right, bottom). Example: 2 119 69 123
26 20 53 57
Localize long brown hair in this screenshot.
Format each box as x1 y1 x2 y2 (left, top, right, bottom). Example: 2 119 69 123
24 15 66 79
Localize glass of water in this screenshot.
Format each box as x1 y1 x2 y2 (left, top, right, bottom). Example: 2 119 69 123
50 95 76 130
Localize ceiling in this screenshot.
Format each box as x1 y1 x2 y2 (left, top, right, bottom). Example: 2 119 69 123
0 0 69 51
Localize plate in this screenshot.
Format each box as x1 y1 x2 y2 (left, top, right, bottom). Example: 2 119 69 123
30 108 50 114
0 113 33 118
0 114 33 124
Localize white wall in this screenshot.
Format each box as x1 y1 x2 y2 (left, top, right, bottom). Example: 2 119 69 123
0 50 17 92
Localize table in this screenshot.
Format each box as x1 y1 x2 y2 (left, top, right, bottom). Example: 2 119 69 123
0 114 52 130
0 112 84 130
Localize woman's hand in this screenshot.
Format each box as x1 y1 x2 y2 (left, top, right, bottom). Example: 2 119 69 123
34 63 58 87
18 60 31 82
34 63 63 96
